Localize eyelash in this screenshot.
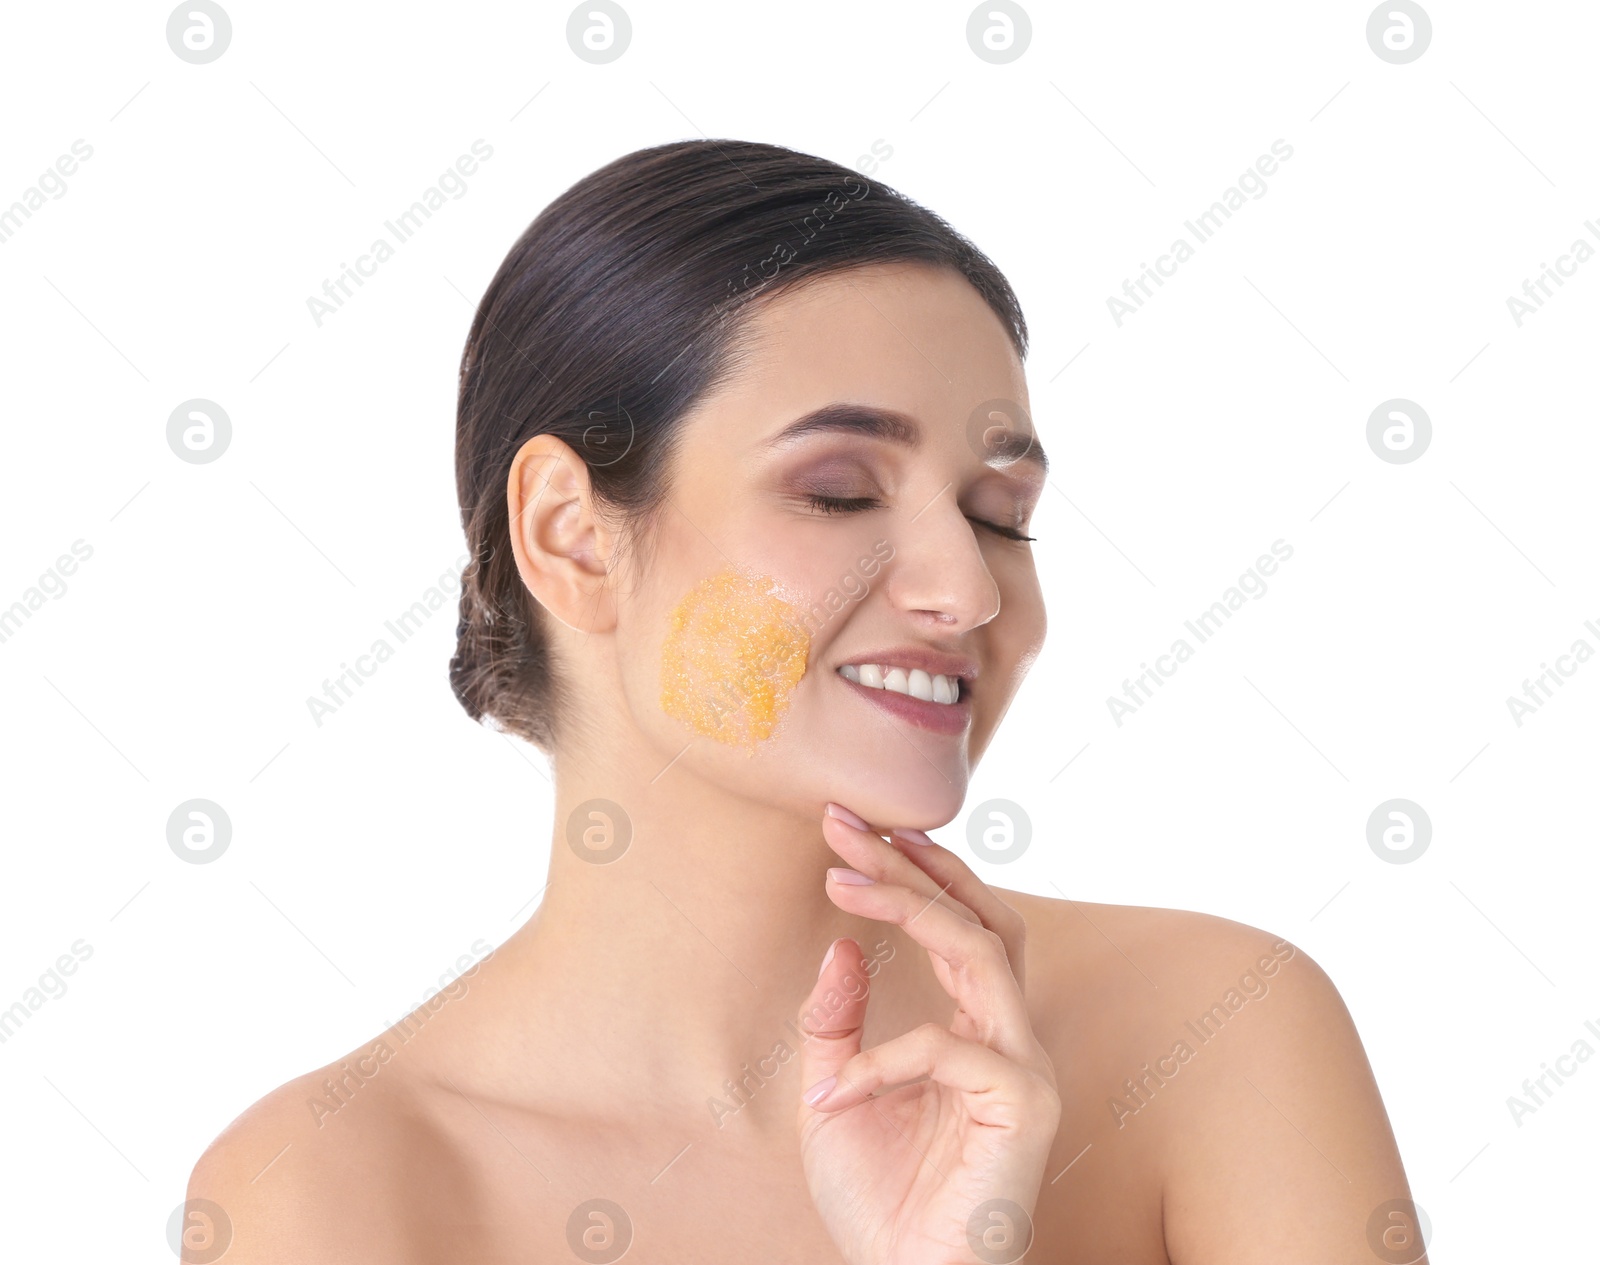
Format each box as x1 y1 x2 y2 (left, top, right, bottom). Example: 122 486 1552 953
803 493 1036 542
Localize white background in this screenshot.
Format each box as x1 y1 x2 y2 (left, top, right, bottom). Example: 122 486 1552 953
1 1 1595 1260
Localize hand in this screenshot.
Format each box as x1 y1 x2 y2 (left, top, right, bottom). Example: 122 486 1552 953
794 803 1061 1265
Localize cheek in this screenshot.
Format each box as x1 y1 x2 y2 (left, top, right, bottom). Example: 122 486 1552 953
659 568 811 752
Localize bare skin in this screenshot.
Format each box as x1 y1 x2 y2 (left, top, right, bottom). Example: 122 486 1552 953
186 263 1425 1264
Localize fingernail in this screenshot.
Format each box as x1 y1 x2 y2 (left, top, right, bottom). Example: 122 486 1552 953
803 1075 837 1106
894 828 936 847
817 938 838 979
825 802 871 832
827 867 875 886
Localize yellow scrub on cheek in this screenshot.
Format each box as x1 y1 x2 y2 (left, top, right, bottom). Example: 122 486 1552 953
660 569 811 753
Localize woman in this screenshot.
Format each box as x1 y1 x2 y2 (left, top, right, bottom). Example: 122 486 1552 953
186 140 1426 1264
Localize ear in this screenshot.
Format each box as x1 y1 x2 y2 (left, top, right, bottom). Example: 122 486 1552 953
506 433 618 634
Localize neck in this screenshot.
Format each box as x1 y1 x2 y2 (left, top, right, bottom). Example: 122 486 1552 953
446 726 937 1132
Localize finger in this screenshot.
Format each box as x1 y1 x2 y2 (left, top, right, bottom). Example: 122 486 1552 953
823 870 1036 1063
794 937 872 1117
886 826 1030 992
821 808 983 930
822 807 1027 993
806 1021 1057 1127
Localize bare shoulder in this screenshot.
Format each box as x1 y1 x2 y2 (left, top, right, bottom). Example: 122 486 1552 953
997 890 1313 1000
992 890 1338 1119
998 890 1425 1265
997 887 1361 1107
185 1040 464 1264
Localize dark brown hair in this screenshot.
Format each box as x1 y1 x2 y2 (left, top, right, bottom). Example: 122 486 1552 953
450 138 1028 752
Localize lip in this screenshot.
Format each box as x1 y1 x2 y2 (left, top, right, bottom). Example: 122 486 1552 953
836 669 973 737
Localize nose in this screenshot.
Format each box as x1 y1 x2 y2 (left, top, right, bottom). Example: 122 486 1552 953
881 491 1002 631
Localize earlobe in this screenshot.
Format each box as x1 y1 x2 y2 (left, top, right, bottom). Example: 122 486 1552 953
506 434 617 634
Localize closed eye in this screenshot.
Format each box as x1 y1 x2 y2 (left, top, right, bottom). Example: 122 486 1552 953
803 493 1035 542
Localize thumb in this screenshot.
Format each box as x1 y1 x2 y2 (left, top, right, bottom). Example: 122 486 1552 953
796 937 871 1113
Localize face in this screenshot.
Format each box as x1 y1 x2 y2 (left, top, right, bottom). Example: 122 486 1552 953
611 261 1047 830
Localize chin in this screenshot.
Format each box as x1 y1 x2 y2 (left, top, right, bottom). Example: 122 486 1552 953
811 755 970 833
875 786 967 833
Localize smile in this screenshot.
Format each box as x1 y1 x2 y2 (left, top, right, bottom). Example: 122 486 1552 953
833 657 974 738
836 663 962 704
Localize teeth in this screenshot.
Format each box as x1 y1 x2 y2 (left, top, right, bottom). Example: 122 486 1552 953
838 664 962 705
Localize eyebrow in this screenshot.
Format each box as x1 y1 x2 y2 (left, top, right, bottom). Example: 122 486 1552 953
765 402 1049 475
